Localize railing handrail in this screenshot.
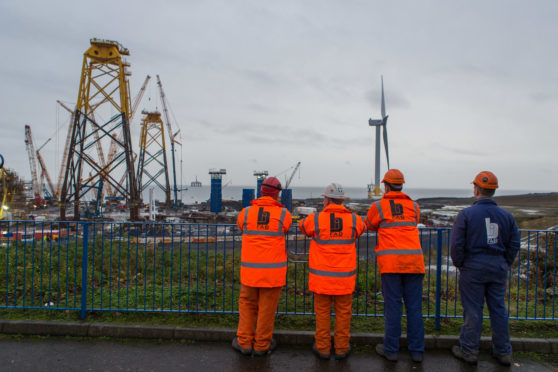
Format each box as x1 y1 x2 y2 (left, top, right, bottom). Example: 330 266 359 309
0 219 556 325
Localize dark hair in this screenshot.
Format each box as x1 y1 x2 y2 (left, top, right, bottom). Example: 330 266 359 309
385 182 403 191
477 186 495 197
327 197 344 205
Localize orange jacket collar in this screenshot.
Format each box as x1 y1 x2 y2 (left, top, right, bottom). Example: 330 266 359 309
323 204 351 213
251 196 285 208
383 191 412 201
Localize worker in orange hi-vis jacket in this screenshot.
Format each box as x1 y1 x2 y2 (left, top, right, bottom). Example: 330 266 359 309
232 177 292 357
365 169 425 363
299 183 366 360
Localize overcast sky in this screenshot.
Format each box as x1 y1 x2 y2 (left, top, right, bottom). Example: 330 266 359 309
1 0 557 192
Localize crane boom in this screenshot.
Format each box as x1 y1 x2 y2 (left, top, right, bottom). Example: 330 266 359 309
156 75 180 144
130 75 150 120
56 100 75 197
24 125 41 199
285 162 301 189
36 150 58 199
156 75 179 205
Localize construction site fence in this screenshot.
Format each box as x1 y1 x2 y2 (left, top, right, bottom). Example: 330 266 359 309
0 220 556 329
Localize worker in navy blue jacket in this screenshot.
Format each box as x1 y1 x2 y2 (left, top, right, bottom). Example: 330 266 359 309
450 171 520 366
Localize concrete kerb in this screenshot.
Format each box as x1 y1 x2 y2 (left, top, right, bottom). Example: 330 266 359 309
0 320 556 354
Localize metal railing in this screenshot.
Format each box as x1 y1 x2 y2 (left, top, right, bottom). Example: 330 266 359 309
0 220 556 328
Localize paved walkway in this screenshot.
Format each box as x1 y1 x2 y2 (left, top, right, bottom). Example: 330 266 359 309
0 336 555 372
0 320 557 371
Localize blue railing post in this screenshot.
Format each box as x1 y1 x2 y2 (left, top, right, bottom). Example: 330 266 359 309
80 222 89 319
435 228 443 330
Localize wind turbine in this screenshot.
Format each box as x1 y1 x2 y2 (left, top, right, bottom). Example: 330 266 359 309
367 76 390 198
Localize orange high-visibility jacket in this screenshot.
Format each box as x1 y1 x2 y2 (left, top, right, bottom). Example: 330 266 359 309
237 196 292 287
299 204 367 295
365 191 425 274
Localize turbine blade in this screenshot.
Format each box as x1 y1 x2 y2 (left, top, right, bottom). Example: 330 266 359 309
381 75 386 119
383 123 390 169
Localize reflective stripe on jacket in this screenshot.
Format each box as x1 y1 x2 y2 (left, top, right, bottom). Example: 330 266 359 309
299 204 367 295
237 196 293 287
365 191 425 274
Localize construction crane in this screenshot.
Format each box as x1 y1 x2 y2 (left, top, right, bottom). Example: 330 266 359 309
36 140 58 200
56 100 76 198
131 75 151 120
156 75 181 206
24 125 44 206
284 162 301 189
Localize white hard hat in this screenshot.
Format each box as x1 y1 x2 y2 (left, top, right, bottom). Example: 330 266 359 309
322 183 345 199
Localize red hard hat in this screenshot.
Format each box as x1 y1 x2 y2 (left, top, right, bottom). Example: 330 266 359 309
261 177 282 197
382 169 405 184
472 171 498 189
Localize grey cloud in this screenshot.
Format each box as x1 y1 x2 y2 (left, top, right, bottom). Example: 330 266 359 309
530 91 558 103
246 103 274 112
238 69 276 84
430 142 487 157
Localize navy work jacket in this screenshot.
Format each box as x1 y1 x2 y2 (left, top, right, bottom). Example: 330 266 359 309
450 198 520 271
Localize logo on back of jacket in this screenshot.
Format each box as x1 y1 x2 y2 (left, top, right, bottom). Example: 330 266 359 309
389 200 405 220
485 218 499 244
257 207 270 230
330 213 344 237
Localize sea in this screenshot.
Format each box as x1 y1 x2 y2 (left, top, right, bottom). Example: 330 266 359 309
143 185 539 205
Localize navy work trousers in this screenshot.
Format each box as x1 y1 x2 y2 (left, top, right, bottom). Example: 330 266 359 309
381 273 425 355
459 268 512 356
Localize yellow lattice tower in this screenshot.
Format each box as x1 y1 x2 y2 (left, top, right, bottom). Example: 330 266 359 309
137 110 171 206
59 38 140 220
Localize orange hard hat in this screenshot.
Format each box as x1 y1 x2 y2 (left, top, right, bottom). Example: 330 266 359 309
382 169 405 184
261 177 282 197
472 171 498 189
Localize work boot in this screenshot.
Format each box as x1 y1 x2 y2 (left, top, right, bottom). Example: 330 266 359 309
253 339 277 356
313 343 330 360
410 352 423 363
231 337 252 356
451 345 478 365
334 345 351 360
375 344 397 361
493 353 512 366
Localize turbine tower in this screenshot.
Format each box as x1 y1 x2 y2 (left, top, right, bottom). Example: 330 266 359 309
367 76 390 198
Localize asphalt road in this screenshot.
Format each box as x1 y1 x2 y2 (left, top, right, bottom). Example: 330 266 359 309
0 336 555 372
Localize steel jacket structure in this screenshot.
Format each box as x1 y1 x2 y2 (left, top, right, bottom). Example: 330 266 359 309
365 191 425 274
237 196 292 287
299 204 366 295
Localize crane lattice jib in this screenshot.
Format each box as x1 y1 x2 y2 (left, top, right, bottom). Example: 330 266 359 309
36 150 57 200
24 125 41 198
59 38 139 220
285 162 301 190
156 75 179 205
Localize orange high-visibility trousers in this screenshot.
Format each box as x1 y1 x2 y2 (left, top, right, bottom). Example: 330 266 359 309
236 284 282 352
314 293 352 355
